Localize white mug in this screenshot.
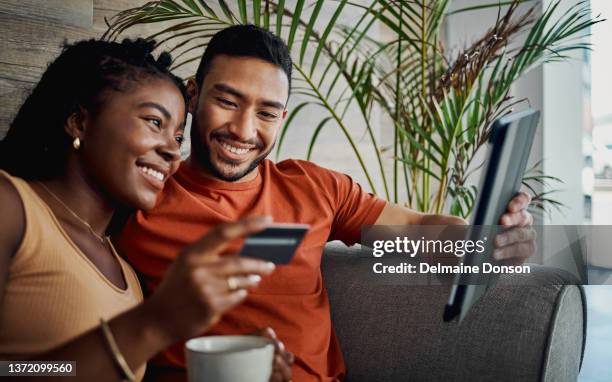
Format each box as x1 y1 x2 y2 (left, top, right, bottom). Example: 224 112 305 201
185 335 274 382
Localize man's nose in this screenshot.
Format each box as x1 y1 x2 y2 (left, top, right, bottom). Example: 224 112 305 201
228 110 257 142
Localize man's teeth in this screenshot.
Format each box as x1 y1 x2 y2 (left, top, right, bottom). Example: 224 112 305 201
138 166 164 181
221 142 251 155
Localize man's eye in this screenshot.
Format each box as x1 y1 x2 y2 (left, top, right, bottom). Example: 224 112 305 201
217 98 237 107
217 98 238 108
259 111 278 120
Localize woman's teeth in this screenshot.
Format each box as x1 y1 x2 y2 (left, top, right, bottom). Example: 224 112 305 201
138 166 164 181
221 142 251 155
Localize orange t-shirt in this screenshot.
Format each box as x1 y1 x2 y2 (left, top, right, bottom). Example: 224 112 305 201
115 159 386 382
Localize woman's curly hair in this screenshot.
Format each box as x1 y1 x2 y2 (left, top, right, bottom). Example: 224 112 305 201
0 38 188 180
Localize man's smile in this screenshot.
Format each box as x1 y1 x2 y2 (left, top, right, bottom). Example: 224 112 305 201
213 136 258 162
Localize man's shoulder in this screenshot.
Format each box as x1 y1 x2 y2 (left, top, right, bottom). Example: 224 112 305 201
270 159 336 176
265 159 357 195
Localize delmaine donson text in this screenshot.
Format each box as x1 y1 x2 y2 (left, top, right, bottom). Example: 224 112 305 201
370 236 531 275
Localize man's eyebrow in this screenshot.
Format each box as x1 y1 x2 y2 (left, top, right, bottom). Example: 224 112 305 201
261 100 285 110
213 83 245 100
213 83 285 111
137 102 172 120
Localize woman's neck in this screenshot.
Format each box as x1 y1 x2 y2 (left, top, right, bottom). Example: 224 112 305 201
39 167 115 238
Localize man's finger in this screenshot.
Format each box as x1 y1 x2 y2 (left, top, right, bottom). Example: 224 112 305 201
507 192 531 213
494 227 537 248
500 209 531 227
493 240 536 261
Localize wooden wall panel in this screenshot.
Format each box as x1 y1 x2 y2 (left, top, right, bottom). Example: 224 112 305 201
0 0 196 137
0 0 92 28
0 5 92 134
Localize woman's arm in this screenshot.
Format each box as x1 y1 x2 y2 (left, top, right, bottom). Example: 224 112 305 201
0 215 275 381
0 177 25 307
21 302 172 381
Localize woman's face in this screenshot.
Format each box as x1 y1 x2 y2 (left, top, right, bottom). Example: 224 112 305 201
78 77 185 210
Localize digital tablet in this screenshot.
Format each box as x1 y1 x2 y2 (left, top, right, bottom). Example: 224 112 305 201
443 109 540 322
239 223 309 264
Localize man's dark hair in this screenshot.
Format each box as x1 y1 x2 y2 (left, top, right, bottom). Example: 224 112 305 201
0 38 188 180
195 24 292 97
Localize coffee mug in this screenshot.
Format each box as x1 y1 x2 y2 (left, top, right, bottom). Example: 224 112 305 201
185 335 274 382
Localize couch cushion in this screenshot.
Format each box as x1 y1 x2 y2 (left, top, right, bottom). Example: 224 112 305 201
322 242 585 382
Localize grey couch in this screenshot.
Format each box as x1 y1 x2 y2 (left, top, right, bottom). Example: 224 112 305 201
321 243 586 382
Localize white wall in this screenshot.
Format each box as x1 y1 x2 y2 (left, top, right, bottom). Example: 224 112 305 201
274 0 391 199
446 0 586 224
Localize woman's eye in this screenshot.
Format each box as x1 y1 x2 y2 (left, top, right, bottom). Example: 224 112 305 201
175 135 185 145
146 118 162 128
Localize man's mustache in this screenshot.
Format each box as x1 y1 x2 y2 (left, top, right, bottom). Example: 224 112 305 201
210 131 264 149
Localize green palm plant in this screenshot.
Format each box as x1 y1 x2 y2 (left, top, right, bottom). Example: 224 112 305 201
104 0 602 218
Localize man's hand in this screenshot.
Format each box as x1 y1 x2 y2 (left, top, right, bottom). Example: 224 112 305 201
494 191 536 262
373 193 537 264
255 327 294 382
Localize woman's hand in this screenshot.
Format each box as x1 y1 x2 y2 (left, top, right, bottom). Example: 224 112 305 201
255 327 294 382
143 216 276 345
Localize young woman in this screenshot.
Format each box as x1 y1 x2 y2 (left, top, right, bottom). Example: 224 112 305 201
0 39 292 381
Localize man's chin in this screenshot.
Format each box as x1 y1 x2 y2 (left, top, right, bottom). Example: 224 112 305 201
211 161 257 182
193 144 273 182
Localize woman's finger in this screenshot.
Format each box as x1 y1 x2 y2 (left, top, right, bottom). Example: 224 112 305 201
269 370 283 382
210 256 276 277
186 216 272 259
223 274 262 291
274 353 293 380
214 289 249 312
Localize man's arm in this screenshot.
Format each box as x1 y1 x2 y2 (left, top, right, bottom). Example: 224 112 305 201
374 203 466 226
372 192 535 261
374 191 532 227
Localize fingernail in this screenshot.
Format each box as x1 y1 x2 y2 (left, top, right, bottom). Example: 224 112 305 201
493 250 503 260
248 275 262 283
237 289 248 297
254 215 273 223
265 262 276 270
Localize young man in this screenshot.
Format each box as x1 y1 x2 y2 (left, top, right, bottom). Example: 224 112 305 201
116 25 534 382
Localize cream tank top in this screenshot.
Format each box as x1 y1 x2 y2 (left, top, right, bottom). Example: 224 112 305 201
0 171 145 378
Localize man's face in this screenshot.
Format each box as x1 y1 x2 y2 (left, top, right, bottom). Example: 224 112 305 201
188 55 289 182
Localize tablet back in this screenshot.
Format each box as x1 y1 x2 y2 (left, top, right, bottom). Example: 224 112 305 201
472 109 540 226
444 109 540 322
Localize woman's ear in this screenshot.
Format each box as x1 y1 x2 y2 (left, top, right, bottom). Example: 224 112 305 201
187 79 199 115
64 107 89 141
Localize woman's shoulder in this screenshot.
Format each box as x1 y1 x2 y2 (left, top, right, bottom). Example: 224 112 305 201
0 172 26 257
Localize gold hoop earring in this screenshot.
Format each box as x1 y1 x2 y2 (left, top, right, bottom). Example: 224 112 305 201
73 137 81 150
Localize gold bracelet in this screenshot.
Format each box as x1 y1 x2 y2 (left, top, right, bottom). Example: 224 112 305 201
99 318 136 382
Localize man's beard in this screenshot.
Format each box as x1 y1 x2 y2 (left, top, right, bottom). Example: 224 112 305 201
191 120 274 182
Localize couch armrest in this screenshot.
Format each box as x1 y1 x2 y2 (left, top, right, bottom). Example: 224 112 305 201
322 242 586 382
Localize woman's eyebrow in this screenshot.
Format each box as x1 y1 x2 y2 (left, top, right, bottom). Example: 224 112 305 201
137 102 171 120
